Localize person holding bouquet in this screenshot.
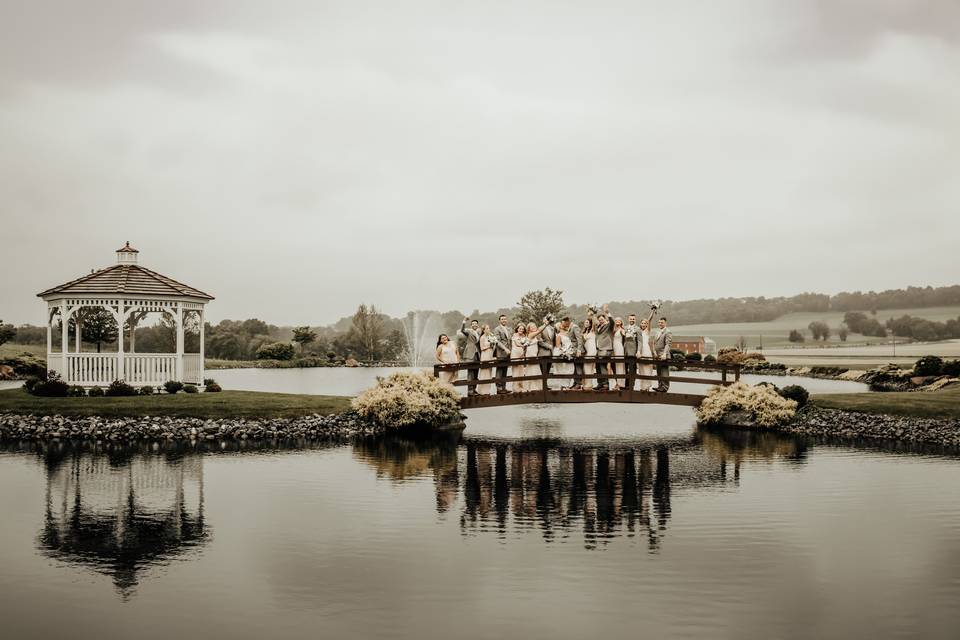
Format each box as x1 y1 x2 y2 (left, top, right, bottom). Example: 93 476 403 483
477 325 496 395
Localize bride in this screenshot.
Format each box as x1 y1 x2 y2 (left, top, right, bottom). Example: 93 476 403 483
553 322 574 388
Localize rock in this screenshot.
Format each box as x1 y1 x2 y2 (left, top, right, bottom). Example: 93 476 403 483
0 365 14 380
721 410 756 428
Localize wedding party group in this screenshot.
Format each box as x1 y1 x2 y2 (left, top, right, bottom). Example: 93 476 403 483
435 303 674 396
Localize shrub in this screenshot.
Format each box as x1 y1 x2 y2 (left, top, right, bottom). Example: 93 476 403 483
685 352 703 362
1 354 47 378
913 355 944 377
164 380 184 394
27 372 69 397
778 384 809 408
183 384 199 394
139 385 154 396
67 385 86 397
88 386 104 397
703 354 717 364
352 371 461 428
203 378 217 386
788 329 805 343
670 349 686 360
105 380 137 397
696 382 798 427
942 360 960 377
22 377 41 394
205 382 222 392
256 342 296 361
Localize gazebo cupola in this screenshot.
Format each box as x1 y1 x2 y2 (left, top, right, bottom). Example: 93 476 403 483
37 243 214 387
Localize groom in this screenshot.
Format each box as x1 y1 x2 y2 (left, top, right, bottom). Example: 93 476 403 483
537 314 556 383
565 316 585 390
459 318 482 395
653 316 673 392
594 307 614 391
622 313 639 390
492 314 513 393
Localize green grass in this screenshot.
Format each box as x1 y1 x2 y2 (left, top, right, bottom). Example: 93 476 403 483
0 343 46 359
812 386 960 419
671 305 960 350
0 388 352 419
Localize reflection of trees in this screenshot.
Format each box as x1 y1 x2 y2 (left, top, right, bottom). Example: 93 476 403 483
34 443 208 600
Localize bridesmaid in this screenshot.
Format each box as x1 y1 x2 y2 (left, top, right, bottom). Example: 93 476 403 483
477 325 495 394
510 323 528 392
435 334 459 385
612 317 626 390
638 314 656 391
525 321 546 391
583 317 597 390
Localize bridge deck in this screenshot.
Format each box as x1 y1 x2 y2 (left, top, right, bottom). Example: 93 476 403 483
460 388 707 409
435 355 740 409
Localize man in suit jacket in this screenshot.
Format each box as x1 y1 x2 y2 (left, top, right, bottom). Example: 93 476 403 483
492 314 513 394
537 316 556 382
653 317 673 392
594 311 614 390
622 313 640 390
459 318 482 395
564 316 585 390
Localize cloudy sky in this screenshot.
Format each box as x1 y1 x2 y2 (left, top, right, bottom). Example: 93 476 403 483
1 0 958 326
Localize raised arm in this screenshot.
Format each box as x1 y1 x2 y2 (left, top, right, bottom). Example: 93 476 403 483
459 319 469 338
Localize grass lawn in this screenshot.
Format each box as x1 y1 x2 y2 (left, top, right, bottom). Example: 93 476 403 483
0 388 352 419
812 386 960 419
0 343 46 359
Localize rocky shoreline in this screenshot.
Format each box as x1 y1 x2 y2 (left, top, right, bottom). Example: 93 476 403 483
0 411 386 442
781 405 960 447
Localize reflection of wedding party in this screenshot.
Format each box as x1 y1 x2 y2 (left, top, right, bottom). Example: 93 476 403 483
436 303 674 396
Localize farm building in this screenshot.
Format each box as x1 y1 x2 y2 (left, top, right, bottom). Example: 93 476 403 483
672 336 718 356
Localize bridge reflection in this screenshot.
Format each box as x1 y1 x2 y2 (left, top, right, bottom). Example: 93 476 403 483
355 427 810 551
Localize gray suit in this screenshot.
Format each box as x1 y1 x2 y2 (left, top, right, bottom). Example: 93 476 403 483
623 323 640 389
654 327 673 391
459 321 482 393
567 323 585 387
537 323 556 379
594 318 614 389
492 323 512 391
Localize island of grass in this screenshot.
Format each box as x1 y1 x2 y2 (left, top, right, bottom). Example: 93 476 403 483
811 385 960 420
0 388 351 419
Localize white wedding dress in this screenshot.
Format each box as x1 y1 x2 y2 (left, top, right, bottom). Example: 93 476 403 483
510 334 527 392
478 336 495 395
613 329 625 388
553 333 574 385
525 337 541 391
584 331 597 387
639 329 654 391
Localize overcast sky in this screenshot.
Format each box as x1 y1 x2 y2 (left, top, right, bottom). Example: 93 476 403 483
1 0 958 326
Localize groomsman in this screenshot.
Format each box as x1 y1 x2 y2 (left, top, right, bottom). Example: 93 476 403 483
594 310 614 390
459 318 482 395
492 314 513 393
623 313 639 390
653 317 673 392
564 316 585 390
537 315 556 381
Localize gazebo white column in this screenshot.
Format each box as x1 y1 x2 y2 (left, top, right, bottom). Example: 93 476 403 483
116 308 125 382
198 310 205 384
60 302 68 377
175 304 184 381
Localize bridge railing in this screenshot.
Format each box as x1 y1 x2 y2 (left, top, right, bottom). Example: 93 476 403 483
433 355 741 391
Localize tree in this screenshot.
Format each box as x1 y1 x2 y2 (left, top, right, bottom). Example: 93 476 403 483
516 288 565 325
0 320 16 347
808 321 830 341
292 326 317 353
843 312 868 334
78 308 119 353
207 332 244 360
346 304 387 362
838 326 848 342
788 329 805 343
256 342 295 360
735 336 748 351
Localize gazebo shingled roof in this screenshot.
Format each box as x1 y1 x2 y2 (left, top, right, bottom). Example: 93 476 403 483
37 263 214 300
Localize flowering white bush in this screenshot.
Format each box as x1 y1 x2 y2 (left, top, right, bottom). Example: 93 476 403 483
696 382 798 427
352 371 461 428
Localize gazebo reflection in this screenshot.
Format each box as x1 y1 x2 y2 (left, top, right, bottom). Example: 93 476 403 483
37 445 209 599
356 427 808 551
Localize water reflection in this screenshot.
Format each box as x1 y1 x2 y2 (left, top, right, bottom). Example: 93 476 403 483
28 442 209 599
354 427 811 551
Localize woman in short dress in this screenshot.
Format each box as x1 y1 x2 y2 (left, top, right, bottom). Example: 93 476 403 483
477 325 495 394
435 334 459 385
583 317 597 390
612 317 626 390
524 322 546 391
510 323 529 392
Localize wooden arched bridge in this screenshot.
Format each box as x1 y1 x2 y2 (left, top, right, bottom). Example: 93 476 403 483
434 356 742 409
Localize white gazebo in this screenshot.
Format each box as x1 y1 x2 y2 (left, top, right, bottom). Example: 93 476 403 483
37 242 214 387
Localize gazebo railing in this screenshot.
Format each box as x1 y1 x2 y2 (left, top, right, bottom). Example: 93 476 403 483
56 353 202 386
124 354 178 385
64 354 119 386
182 354 202 385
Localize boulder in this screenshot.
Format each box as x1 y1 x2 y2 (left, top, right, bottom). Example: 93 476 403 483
0 365 13 380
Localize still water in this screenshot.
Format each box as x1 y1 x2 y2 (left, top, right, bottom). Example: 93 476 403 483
2 369 956 639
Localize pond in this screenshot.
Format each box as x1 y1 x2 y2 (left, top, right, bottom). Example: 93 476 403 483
1 411 958 639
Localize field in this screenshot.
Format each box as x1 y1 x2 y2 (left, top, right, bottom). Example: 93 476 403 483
812 386 960 419
671 305 960 352
0 343 45 359
0 388 351 418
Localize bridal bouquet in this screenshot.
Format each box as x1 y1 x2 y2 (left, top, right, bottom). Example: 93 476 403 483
650 299 663 311
487 335 499 348
585 303 598 316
